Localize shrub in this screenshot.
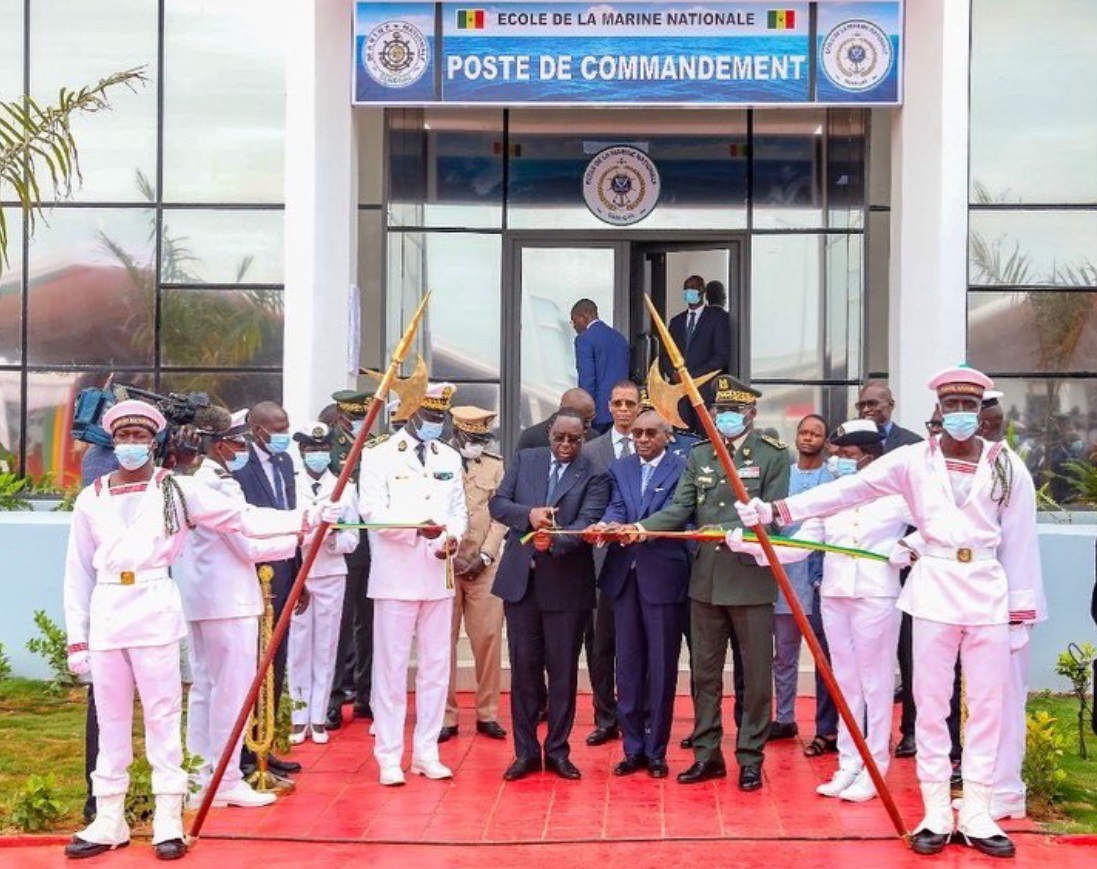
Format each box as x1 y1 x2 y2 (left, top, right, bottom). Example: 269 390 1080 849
1022 710 1068 803
25 610 77 694
0 472 33 511
0 641 11 683
1056 642 1096 758
9 774 65 832
125 751 203 826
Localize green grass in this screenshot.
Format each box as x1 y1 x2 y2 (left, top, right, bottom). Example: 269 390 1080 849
1026 692 1097 833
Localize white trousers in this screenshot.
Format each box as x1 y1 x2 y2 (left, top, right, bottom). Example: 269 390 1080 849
186 617 258 791
913 618 1009 785
821 596 902 775
289 574 347 726
995 638 1031 802
90 643 187 797
372 597 453 769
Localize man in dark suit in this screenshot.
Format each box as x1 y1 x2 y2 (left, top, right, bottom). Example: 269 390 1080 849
661 275 731 433
571 299 630 434
490 409 611 781
233 400 301 778
856 381 923 759
592 410 689 778
516 388 597 451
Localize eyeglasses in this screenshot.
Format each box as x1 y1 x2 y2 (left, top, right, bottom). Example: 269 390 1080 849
550 433 583 444
854 399 886 410
631 428 662 439
610 399 638 408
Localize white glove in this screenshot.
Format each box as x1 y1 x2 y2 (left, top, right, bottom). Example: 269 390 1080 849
724 527 746 551
734 498 773 528
305 499 343 529
1009 623 1031 653
68 650 91 677
888 542 914 569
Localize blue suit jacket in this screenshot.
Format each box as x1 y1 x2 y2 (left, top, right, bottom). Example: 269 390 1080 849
598 451 690 605
233 443 298 593
575 320 630 427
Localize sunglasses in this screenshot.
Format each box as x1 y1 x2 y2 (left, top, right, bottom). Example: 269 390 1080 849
631 427 663 439
550 433 583 444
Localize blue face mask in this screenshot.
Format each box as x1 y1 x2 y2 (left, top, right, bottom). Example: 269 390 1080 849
225 450 249 473
266 432 292 454
304 451 331 474
827 455 859 477
684 288 703 306
115 444 151 471
416 419 444 442
942 412 979 442
715 411 747 439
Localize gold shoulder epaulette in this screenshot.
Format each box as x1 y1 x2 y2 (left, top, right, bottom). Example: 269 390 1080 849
760 434 787 450
364 434 390 449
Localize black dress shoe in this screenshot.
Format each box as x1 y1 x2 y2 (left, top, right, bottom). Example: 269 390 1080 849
767 721 799 741
679 736 694 750
586 726 620 746
64 836 129 859
954 831 1016 858
353 704 373 719
895 735 917 758
503 756 542 781
267 754 302 775
476 720 507 740
154 838 188 861
325 706 343 730
545 755 582 780
676 759 727 784
738 764 763 791
613 754 647 776
648 758 669 779
438 725 459 743
909 829 950 856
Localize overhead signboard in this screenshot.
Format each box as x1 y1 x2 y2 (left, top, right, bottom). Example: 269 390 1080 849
353 1 902 106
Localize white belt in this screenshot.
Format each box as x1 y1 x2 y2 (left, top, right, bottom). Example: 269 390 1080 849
97 569 170 586
922 545 996 564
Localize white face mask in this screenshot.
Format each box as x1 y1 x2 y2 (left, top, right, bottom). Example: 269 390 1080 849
459 442 485 460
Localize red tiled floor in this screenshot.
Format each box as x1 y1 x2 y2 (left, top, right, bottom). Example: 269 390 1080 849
5 695 1095 867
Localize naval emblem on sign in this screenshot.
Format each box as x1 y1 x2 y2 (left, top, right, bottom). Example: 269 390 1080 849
363 20 429 89
820 19 892 92
582 146 661 226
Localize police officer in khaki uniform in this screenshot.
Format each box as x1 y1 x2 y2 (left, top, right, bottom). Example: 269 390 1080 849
438 406 509 742
632 376 789 791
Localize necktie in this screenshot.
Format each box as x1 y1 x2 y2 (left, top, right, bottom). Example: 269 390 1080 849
416 441 426 465
640 462 654 495
686 311 697 348
272 460 286 510
618 436 633 459
546 460 562 503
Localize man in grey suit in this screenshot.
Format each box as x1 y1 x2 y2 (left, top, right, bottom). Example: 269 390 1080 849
583 380 642 746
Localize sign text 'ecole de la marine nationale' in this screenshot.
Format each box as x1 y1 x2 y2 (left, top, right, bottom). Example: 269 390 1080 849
353 2 903 107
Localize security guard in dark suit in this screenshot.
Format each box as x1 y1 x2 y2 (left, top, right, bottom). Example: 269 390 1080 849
635 376 789 791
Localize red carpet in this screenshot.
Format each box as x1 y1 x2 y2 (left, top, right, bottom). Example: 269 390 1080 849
5 696 1094 867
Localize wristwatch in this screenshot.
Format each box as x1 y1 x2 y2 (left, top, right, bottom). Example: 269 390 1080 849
479 551 494 567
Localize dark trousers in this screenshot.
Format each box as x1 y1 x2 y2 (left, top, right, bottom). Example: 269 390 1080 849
808 587 838 738
584 590 617 729
898 611 916 739
84 685 99 820
614 571 685 760
329 539 373 714
682 604 744 732
505 574 587 761
690 599 772 767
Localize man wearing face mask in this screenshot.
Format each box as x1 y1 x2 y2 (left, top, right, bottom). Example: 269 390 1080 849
438 406 508 744
623 375 789 792
662 275 731 434
358 382 468 786
175 407 295 809
234 400 303 780
737 366 1045 858
62 400 338 860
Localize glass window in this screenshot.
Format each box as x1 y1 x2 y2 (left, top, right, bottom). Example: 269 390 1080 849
750 384 857 447
26 208 156 366
386 232 501 381
387 108 504 229
825 233 863 380
987 376 1097 507
969 291 1097 375
0 369 21 473
29 0 157 203
970 0 1097 204
969 211 1097 287
163 0 286 203
160 210 284 284
508 108 749 231
751 109 825 229
750 235 823 379
518 246 616 428
162 288 283 368
826 109 866 230
159 370 283 416
0 210 22 364
0 0 23 105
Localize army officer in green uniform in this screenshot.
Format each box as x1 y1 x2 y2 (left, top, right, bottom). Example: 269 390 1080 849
626 375 789 792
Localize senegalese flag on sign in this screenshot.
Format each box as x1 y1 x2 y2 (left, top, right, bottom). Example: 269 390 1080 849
456 9 486 30
767 9 797 30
